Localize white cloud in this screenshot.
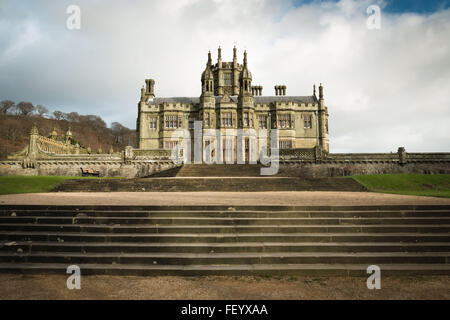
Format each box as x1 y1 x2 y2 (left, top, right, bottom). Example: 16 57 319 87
0 0 449 152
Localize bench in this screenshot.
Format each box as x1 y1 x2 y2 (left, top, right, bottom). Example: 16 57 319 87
80 167 100 177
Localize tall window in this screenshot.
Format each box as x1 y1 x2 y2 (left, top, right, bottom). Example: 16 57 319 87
304 115 312 129
149 117 157 130
165 115 178 129
258 115 268 129
205 113 210 127
164 141 178 149
278 114 292 129
221 112 232 127
224 73 232 86
279 140 292 149
243 112 249 126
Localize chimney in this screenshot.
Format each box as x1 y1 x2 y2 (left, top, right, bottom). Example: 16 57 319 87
252 85 263 96
145 79 155 98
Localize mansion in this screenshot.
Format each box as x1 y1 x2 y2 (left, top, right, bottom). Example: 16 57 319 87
136 47 329 162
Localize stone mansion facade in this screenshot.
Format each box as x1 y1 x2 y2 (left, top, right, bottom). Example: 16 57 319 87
136 47 329 162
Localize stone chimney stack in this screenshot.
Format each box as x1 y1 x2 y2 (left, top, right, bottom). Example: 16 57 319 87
274 85 286 96
145 79 155 98
252 85 263 96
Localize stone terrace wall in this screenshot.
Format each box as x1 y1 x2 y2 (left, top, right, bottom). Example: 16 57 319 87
279 149 450 178
0 159 177 179
0 148 177 179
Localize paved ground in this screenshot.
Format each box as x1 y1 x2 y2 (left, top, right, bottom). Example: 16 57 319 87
0 274 449 300
1 191 450 206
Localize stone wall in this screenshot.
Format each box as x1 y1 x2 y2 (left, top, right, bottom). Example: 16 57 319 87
278 161 450 179
0 160 178 179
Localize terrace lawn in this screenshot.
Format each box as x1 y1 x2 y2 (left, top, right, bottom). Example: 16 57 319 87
0 176 119 195
351 174 450 198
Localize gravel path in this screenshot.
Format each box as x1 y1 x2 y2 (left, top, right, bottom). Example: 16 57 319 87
1 274 449 300
1 191 449 206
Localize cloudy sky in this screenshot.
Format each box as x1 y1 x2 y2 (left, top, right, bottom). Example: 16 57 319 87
0 0 449 152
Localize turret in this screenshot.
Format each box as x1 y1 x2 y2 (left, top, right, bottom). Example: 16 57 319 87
239 51 252 96
50 128 58 140
201 51 214 96
217 46 222 68
317 83 329 152
238 51 254 129
318 83 324 110
232 46 239 95
65 127 72 144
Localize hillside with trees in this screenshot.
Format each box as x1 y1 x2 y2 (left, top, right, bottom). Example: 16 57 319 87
0 100 136 160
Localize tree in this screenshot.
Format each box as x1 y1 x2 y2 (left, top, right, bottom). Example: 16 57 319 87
36 105 49 117
52 110 64 120
0 100 15 115
16 102 35 116
111 122 128 143
67 112 80 122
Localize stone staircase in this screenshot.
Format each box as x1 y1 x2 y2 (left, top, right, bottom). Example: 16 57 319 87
0 205 449 276
149 164 264 177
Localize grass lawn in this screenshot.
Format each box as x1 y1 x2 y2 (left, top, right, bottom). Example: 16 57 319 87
0 176 120 195
352 174 450 198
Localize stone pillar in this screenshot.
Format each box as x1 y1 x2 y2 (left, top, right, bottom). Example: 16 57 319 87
398 147 407 165
124 146 134 164
28 124 39 158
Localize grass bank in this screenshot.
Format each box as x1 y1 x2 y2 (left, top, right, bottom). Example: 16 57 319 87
0 176 120 195
352 174 450 198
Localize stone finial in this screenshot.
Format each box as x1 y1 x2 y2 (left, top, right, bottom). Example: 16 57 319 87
243 50 247 66
319 83 324 100
313 84 316 97
398 147 407 165
30 123 39 135
218 46 222 60
109 146 114 154
50 128 58 139
207 51 212 66
233 46 237 59
66 127 72 136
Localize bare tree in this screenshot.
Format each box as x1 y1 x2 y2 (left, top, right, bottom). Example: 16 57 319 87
0 100 16 114
16 102 35 116
36 105 49 117
52 110 64 120
111 122 129 144
67 112 80 122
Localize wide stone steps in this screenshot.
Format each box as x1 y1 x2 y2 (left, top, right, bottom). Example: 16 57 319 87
50 177 367 192
1 231 450 242
0 205 449 276
2 209 450 218
2 241 450 253
0 262 449 276
1 216 449 225
1 223 449 233
150 164 264 177
1 252 449 265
